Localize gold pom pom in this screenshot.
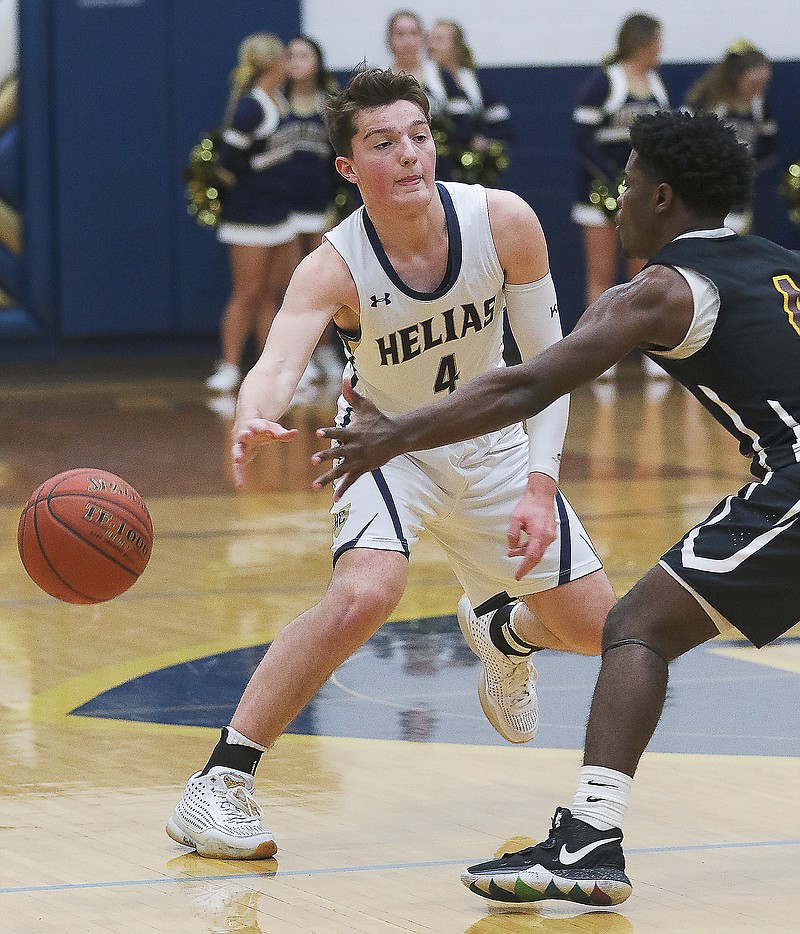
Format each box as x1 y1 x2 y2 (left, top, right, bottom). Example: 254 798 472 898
589 177 625 219
182 133 234 229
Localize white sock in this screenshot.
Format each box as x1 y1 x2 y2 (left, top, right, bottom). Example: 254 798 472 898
571 765 632 830
225 725 267 752
504 603 538 654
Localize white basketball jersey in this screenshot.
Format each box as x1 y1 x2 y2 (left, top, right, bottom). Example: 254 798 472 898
324 182 505 417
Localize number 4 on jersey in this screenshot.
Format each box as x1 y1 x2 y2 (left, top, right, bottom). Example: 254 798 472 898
434 353 460 393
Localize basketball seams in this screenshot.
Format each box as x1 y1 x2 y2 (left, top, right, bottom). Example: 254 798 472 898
17 468 153 604
43 494 148 576
30 496 97 603
46 492 152 543
48 471 153 536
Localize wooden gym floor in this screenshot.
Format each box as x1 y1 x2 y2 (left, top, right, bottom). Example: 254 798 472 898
0 354 798 933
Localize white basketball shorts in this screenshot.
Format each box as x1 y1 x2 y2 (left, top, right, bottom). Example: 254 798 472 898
329 419 603 606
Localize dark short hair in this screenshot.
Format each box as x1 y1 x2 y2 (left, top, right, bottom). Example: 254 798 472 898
324 67 431 157
629 110 754 216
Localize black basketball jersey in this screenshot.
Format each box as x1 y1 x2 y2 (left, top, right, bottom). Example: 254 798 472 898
646 233 800 478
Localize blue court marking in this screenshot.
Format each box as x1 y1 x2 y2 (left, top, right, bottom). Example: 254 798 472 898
68 618 800 756
1 839 798 895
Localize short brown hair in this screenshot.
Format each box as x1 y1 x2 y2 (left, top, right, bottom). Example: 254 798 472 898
324 67 430 158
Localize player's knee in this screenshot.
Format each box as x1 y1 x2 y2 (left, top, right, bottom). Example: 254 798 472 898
601 595 679 663
601 599 651 651
336 576 403 631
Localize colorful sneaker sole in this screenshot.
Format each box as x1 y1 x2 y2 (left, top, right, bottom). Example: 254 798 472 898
462 867 632 906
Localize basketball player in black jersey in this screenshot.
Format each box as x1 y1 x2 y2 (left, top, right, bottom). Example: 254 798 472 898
313 109 800 905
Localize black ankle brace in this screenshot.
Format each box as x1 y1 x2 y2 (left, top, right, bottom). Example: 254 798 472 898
201 727 263 776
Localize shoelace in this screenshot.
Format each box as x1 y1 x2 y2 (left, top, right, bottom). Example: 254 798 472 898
501 811 563 858
499 661 533 711
214 784 262 824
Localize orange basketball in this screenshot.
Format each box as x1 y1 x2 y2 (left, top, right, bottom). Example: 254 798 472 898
17 468 153 604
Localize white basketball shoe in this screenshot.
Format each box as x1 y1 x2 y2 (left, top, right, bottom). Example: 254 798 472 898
457 595 539 744
166 767 277 859
205 361 241 393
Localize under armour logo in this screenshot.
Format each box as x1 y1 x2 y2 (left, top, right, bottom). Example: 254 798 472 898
371 293 392 306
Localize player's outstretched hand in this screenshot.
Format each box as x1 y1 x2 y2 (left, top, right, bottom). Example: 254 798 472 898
312 377 398 500
232 419 299 489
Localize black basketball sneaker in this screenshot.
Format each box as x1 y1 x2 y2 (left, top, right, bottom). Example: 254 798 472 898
461 807 632 906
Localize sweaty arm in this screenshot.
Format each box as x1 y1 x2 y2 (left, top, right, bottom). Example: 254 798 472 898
232 243 356 485
313 264 695 495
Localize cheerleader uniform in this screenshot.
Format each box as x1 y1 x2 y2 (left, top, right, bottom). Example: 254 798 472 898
572 63 669 226
434 65 512 183
284 91 337 235
217 86 295 247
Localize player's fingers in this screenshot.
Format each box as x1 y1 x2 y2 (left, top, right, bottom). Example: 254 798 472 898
507 515 523 549
515 541 548 581
311 464 342 491
231 442 246 489
248 424 298 442
342 376 370 410
315 425 349 444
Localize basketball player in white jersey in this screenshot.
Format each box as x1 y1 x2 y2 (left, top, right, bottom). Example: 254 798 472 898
166 68 616 860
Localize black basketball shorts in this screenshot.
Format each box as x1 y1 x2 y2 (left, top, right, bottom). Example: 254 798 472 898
660 464 800 647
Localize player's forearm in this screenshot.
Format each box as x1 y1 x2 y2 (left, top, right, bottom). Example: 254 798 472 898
236 358 299 424
391 363 551 455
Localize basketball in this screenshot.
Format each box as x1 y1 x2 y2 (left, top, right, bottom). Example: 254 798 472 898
17 468 153 604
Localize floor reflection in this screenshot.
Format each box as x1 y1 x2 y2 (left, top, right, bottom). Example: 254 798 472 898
67 612 800 754
166 853 277 934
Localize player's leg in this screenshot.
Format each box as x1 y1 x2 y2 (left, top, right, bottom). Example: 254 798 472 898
516 567 614 655
167 548 408 859
583 564 717 772
453 569 612 744
230 548 408 746
461 565 716 906
462 468 800 904
436 436 607 744
208 243 270 392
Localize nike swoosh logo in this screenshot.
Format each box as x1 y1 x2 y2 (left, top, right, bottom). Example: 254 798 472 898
559 837 619 865
587 780 615 787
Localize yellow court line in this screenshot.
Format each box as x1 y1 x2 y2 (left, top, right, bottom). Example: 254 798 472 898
26 610 455 738
29 634 277 737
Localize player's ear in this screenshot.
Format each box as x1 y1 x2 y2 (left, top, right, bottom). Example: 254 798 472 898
655 182 674 213
335 155 358 185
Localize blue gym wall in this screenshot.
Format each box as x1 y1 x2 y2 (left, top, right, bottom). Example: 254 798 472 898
2 1 798 356
2 0 301 356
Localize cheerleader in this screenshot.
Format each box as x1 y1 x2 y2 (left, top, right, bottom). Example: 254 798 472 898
573 15 668 307
684 41 776 232
283 35 344 387
427 19 512 186
207 34 297 394
386 11 448 130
